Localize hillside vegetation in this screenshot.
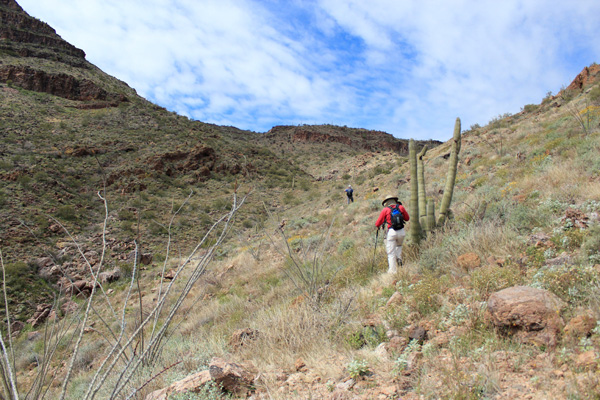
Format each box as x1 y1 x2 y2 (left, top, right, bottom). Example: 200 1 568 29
2 0 600 399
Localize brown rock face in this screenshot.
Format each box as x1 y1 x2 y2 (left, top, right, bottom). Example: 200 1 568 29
566 64 600 92
0 0 87 65
0 65 127 103
487 286 565 348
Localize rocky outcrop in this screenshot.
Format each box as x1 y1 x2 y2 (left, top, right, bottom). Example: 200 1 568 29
0 0 87 65
487 286 565 348
0 65 128 103
265 125 441 156
565 64 600 92
145 358 256 400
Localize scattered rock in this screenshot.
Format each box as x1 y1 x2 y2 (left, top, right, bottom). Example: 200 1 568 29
564 314 596 339
487 286 565 348
335 378 355 391
26 303 53 327
574 350 597 371
159 268 177 280
295 358 308 372
563 207 588 228
229 328 259 350
145 370 212 400
10 320 24 336
145 358 255 400
99 268 121 284
386 292 403 307
209 357 256 396
408 325 428 344
140 253 153 265
456 252 481 271
60 300 78 315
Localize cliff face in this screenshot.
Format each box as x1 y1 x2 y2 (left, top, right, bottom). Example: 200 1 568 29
0 65 128 103
0 0 86 65
0 0 129 106
265 125 440 156
565 64 600 92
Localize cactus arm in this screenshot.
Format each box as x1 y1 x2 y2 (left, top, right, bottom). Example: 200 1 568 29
407 139 422 244
438 118 462 225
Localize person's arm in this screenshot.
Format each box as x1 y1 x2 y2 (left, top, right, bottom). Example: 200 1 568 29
375 208 388 228
399 205 410 222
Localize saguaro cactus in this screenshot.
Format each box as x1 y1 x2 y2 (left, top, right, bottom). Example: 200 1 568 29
426 198 436 232
407 139 422 244
438 118 462 225
417 145 428 227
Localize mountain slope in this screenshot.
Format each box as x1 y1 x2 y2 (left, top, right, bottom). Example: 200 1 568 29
2 0 600 398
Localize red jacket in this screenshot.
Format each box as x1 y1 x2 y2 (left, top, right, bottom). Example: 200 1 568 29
375 204 410 229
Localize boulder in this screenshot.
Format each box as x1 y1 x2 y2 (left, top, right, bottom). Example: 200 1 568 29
209 357 255 395
487 286 565 348
408 325 428 344
456 252 481 271
99 268 121 284
140 253 153 265
145 358 255 400
229 328 259 350
145 370 212 400
26 303 53 327
564 314 597 339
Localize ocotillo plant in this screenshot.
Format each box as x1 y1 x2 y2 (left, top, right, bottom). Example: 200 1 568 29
407 139 422 245
417 145 428 227
438 117 462 225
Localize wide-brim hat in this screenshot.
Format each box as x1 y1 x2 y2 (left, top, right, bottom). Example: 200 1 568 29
382 195 399 206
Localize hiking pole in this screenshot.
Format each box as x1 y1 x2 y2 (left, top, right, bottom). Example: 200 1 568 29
371 228 379 273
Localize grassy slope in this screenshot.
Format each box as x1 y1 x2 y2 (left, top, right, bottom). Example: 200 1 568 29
2 9 600 396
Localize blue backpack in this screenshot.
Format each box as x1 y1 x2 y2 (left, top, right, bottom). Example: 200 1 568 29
388 204 405 230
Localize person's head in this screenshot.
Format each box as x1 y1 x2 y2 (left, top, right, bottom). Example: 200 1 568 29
382 194 399 207
348 185 352 188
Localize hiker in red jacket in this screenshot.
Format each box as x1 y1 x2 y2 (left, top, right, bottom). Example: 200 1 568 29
375 195 410 273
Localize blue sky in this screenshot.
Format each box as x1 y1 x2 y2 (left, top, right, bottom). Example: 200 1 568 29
18 0 600 141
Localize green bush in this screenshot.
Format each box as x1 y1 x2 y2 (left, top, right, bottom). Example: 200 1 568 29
532 263 598 304
56 205 77 221
522 104 539 113
589 85 600 104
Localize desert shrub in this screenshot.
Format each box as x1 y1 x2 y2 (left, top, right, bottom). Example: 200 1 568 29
582 224 600 263
507 203 547 232
470 264 523 299
168 381 227 399
118 208 136 221
522 104 539 113
289 216 318 229
56 205 77 221
346 359 370 379
298 179 311 191
531 263 598 304
589 85 600 104
345 325 386 349
337 238 354 254
405 273 447 315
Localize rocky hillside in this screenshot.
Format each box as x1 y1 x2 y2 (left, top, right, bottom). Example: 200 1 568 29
0 0 424 318
2 0 600 399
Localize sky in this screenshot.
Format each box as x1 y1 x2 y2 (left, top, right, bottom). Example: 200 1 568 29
17 0 600 141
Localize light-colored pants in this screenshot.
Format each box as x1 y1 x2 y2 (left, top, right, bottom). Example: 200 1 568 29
385 228 405 273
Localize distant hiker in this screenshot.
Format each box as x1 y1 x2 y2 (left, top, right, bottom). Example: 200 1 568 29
375 195 409 274
345 185 354 204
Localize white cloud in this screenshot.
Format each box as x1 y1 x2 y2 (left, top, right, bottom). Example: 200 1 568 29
16 0 600 141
